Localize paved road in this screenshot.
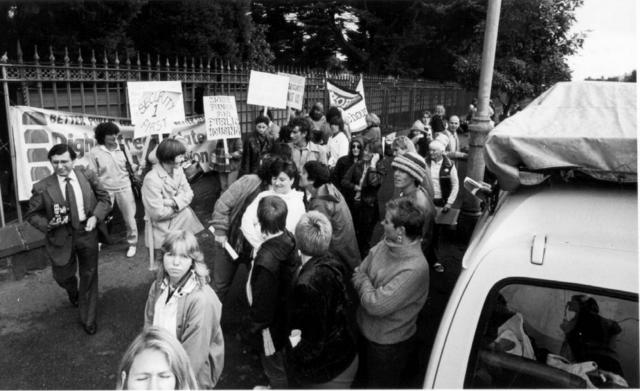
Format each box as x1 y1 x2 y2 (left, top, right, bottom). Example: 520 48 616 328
0 171 468 389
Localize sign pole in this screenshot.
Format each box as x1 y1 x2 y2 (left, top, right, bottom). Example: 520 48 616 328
222 138 230 166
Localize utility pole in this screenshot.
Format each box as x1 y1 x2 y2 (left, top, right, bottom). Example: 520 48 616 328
460 0 502 234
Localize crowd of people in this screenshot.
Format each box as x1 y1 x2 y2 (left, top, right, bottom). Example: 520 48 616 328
25 101 469 390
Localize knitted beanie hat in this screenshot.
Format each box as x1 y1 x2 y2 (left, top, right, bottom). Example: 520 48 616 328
392 152 427 184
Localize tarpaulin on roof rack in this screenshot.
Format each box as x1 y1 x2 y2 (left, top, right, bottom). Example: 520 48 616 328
484 81 637 191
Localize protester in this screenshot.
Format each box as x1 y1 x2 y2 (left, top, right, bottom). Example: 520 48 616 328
85 122 138 258
352 198 429 388
141 139 204 256
287 116 327 170
342 141 383 255
429 138 459 211
412 110 431 133
240 115 274 177
116 326 199 390
144 230 224 389
408 126 431 159
209 155 281 302
429 104 447 134
211 136 243 192
300 161 360 271
240 159 305 253
248 196 301 389
327 116 350 168
331 137 363 200
286 211 359 388
361 113 382 147
391 152 441 272
307 102 326 133
441 115 468 161
25 144 111 335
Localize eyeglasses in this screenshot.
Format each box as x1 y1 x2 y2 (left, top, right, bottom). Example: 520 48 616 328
351 144 361 149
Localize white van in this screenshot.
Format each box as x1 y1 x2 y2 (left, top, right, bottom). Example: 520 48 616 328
423 82 638 388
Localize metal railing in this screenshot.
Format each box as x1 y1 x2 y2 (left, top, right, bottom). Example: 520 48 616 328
0 42 474 226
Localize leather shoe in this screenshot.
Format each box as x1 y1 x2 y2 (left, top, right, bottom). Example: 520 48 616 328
83 323 97 335
68 291 79 307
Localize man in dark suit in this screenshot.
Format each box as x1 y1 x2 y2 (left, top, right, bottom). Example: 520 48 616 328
25 144 111 335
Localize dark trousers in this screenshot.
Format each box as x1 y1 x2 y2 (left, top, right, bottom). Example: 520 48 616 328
210 240 247 303
52 229 99 326
362 334 418 389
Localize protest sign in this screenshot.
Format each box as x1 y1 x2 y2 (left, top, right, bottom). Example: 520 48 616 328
127 81 186 137
202 96 241 140
327 79 368 132
9 106 216 200
278 72 306 111
247 70 289 109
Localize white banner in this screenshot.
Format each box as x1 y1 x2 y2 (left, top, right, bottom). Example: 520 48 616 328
278 72 306 110
9 106 218 201
127 81 186 137
203 96 241 140
327 79 368 132
247 70 289 109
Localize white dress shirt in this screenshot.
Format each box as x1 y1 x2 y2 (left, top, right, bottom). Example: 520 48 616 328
57 171 87 221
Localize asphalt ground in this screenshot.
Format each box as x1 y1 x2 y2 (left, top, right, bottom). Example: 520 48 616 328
0 166 469 389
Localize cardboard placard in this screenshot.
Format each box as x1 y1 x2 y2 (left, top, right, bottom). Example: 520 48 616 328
278 72 306 110
127 81 185 137
247 70 289 109
203 96 241 140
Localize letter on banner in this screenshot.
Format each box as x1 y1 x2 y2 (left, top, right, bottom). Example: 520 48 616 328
247 70 289 109
203 96 241 140
127 81 186 138
278 72 306 111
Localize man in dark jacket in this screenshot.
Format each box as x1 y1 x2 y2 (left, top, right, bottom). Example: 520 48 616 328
249 195 301 389
300 161 361 271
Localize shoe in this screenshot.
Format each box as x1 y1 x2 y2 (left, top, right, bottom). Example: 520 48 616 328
433 262 445 273
126 245 137 258
68 291 79 307
83 322 97 335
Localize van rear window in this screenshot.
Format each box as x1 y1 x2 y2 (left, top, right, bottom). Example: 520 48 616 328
464 281 638 388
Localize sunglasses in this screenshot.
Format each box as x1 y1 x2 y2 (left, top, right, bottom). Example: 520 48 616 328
351 144 362 149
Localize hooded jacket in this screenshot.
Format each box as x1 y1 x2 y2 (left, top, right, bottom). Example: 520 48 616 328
307 183 361 271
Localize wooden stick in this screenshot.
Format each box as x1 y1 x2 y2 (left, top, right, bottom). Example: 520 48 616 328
263 106 268 116
222 138 230 166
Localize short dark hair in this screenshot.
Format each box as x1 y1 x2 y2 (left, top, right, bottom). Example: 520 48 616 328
303 161 331 188
94 122 120 145
48 144 77 160
326 106 342 123
289 117 311 137
255 115 270 126
385 198 425 240
258 195 288 235
270 159 298 182
156 138 187 164
257 154 283 182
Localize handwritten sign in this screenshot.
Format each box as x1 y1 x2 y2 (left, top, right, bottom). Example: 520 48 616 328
203 96 241 140
127 81 185 137
278 72 306 110
247 70 289 109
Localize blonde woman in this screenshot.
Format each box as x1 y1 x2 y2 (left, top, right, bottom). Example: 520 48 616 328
117 326 198 390
144 230 224 389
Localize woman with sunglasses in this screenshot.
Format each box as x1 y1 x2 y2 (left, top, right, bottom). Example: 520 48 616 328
331 138 364 206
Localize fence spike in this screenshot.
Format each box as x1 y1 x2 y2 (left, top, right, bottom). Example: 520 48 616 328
103 50 108 66
166 57 170 68
146 53 151 67
77 48 82 65
136 51 141 67
0 52 7 63
91 49 96 66
16 40 23 63
114 51 120 66
226 60 230 71
206 57 211 71
175 56 179 69
34 45 40 63
156 54 161 68
192 57 196 71
64 47 70 65
183 56 187 70
49 45 55 64
125 50 131 66
199 57 204 72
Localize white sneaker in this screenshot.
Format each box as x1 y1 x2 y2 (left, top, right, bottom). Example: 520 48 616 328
126 246 137 258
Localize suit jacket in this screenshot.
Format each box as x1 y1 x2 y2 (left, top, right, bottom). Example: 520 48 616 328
25 166 111 266
141 164 204 249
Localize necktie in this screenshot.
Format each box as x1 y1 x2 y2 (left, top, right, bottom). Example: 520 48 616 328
65 177 80 229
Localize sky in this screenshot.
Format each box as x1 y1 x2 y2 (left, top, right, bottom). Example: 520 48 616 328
567 0 637 80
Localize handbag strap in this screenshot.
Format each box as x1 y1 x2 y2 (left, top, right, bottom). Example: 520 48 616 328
118 142 135 176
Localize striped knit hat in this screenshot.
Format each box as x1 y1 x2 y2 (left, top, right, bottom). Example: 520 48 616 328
392 152 427 184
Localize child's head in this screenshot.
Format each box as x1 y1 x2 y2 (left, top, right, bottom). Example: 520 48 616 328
257 195 288 236
295 211 332 256
157 230 209 286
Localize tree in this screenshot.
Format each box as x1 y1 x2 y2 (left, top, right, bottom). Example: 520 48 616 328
453 0 585 114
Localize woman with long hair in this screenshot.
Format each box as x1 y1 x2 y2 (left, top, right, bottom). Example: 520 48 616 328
144 230 224 389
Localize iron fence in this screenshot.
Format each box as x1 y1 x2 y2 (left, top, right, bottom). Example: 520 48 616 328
0 42 474 226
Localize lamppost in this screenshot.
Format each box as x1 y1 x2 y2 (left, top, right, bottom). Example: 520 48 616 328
459 0 502 235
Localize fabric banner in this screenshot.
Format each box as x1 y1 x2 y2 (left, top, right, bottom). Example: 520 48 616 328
326 79 368 132
127 81 186 137
203 96 241 140
9 106 217 201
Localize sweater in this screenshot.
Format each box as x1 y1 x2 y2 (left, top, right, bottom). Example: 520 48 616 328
85 145 130 192
144 273 225 389
352 239 429 344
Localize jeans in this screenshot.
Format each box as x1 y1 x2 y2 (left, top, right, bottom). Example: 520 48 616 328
109 187 138 245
